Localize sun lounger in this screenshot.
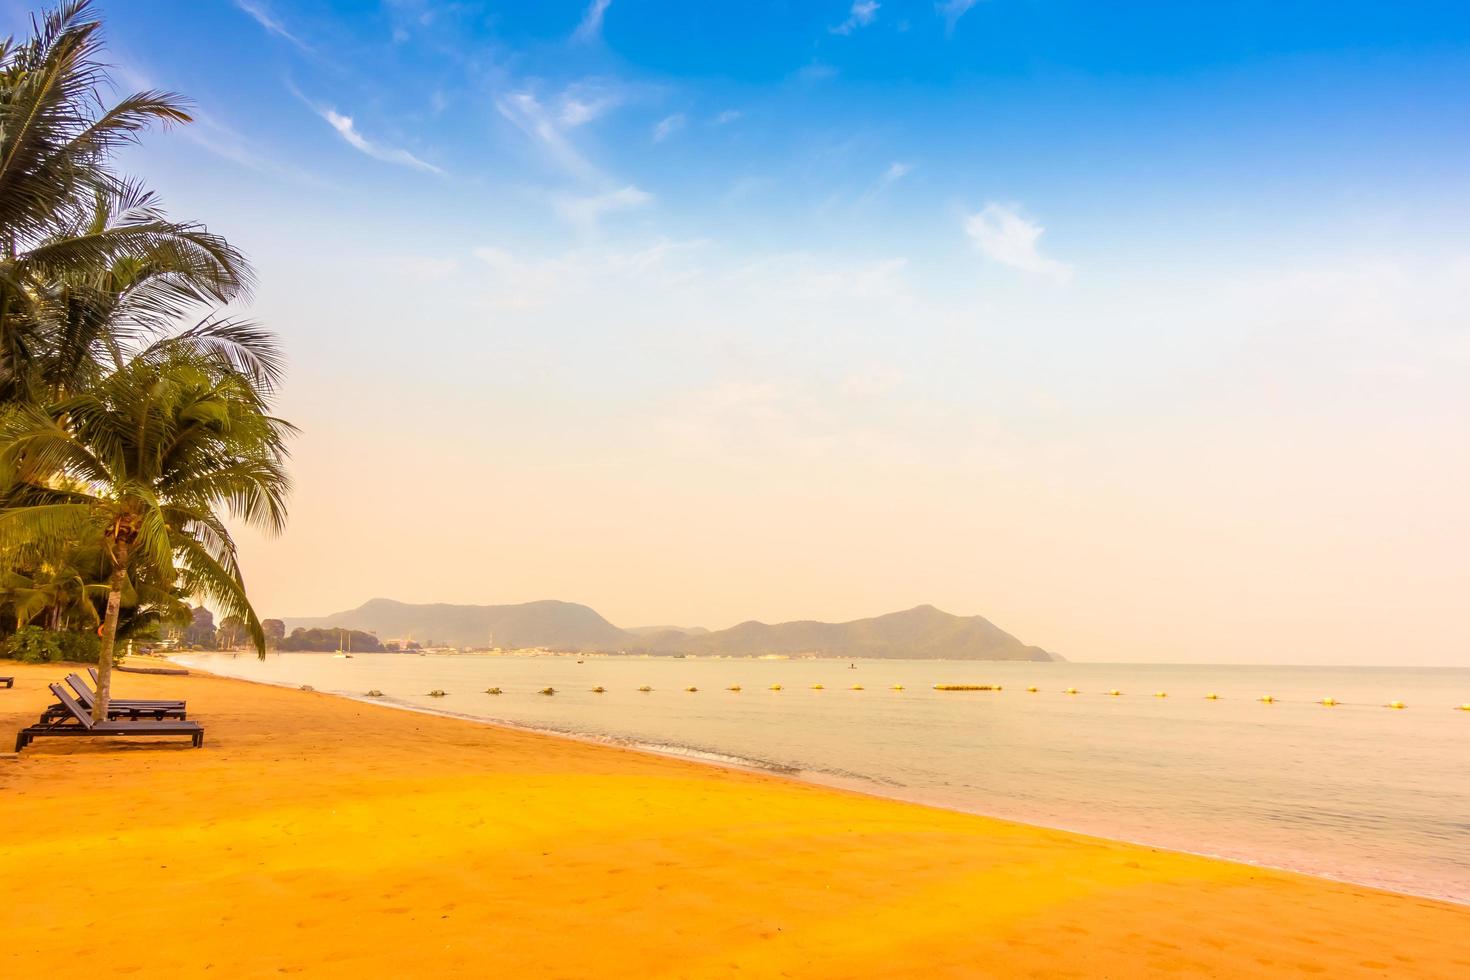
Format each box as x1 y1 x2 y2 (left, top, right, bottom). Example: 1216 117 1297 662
16 683 203 752
1 676 13 688
72 671 185 709
38 673 187 722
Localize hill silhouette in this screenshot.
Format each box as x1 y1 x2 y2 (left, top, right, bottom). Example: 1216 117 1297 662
283 599 1058 661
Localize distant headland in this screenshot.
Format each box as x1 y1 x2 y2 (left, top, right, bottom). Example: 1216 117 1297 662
280 599 1061 662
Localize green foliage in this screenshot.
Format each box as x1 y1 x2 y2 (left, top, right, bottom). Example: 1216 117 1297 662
1 624 109 663
0 1 255 405
0 2 290 675
1 625 61 662
279 627 383 652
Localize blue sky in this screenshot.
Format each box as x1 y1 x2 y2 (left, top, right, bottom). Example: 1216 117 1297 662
7 1 1469 664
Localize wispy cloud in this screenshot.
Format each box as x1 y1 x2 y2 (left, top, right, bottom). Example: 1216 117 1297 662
553 185 654 232
572 0 613 42
831 1 880 36
118 60 324 185
317 107 443 174
468 238 707 310
850 161 914 208
653 113 686 143
496 91 600 181
964 203 1071 282
713 109 742 126
234 1 310 52
937 0 983 34
557 82 623 127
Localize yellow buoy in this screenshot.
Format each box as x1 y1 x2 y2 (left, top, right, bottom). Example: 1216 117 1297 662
811 684 824 690
850 684 864 690
539 687 555 696
1154 691 1167 698
1026 686 1038 693
637 685 652 692
769 684 782 691
1259 695 1275 703
1205 693 1219 700
1108 689 1122 696
591 686 606 693
1064 687 1078 694
726 685 742 692
1388 700 1405 709
1320 697 1337 706
1457 704 1470 712
892 684 905 690
685 686 698 692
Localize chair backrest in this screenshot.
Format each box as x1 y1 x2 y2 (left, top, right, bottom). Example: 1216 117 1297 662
66 673 97 707
49 683 95 729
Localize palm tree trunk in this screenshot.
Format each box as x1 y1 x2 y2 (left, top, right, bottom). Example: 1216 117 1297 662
93 569 126 723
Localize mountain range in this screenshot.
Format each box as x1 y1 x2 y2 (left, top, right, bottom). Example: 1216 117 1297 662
281 599 1060 661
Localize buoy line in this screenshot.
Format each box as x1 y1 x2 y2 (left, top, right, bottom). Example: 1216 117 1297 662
349 684 1460 710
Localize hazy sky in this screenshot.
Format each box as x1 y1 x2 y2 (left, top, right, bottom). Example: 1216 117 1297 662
12 1 1468 664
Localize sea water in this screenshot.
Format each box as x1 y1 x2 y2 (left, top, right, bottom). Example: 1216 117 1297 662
174 653 1470 904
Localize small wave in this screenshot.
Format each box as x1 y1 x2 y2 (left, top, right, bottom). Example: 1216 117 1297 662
625 741 802 774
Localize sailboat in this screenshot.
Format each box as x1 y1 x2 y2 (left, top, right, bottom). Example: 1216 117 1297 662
333 629 354 659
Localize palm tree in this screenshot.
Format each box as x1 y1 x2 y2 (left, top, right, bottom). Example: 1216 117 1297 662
1 1 252 404
0 549 103 631
0 346 291 718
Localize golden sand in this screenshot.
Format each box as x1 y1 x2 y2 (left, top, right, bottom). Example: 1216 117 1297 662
2 662 1466 978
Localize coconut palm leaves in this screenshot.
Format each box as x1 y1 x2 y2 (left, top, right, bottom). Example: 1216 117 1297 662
1 349 292 625
0 2 291 719
1 349 292 715
1 1 250 403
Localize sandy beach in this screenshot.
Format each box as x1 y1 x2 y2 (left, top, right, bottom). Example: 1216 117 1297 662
2 662 1466 978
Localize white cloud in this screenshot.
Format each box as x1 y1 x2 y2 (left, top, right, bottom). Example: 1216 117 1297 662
552 81 628 129
964 203 1072 282
468 238 707 309
318 108 443 174
653 113 686 143
552 185 654 232
572 0 613 42
831 1 880 35
713 109 743 126
938 0 983 34
882 161 912 182
496 91 600 181
234 1 310 52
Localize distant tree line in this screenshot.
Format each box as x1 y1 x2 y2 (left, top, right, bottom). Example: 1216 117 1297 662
280 628 385 652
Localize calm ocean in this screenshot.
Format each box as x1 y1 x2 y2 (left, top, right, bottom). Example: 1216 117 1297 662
176 653 1470 904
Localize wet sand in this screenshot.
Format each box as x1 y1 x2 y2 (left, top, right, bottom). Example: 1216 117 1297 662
1 662 1466 978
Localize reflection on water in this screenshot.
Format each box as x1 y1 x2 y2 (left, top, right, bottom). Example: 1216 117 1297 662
177 653 1470 904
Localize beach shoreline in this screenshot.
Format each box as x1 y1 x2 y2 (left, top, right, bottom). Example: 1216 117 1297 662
177 656 1468 908
3 660 1467 978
